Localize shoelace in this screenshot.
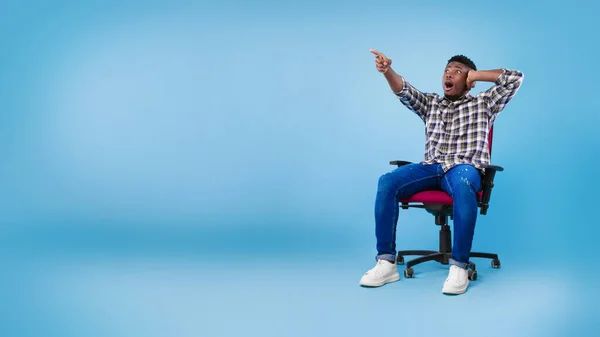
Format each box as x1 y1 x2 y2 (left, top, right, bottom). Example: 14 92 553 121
447 266 463 283
367 260 388 274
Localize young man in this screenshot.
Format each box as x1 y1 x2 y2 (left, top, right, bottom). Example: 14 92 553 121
360 49 523 294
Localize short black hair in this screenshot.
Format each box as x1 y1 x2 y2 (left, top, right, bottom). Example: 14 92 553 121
447 55 477 71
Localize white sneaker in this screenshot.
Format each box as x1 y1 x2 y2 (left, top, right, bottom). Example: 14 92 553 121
442 265 469 294
359 259 400 287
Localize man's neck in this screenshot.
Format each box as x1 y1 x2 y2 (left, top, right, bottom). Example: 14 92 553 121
444 92 470 102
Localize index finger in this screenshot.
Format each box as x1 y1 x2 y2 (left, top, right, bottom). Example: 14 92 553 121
370 49 383 57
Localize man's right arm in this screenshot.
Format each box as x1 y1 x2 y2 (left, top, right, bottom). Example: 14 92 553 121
382 67 405 92
386 68 431 120
371 49 431 119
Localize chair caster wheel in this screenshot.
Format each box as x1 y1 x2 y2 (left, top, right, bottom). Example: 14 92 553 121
491 259 501 268
396 255 404 265
468 270 477 281
404 268 414 278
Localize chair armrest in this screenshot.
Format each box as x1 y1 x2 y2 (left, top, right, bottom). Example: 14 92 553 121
480 163 504 172
389 160 413 167
479 163 504 215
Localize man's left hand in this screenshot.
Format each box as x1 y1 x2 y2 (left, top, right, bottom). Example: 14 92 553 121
466 70 476 89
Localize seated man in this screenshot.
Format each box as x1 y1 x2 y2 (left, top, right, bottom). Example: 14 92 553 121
359 49 523 294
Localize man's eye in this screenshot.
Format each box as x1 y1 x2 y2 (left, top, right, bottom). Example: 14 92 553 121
456 70 462 74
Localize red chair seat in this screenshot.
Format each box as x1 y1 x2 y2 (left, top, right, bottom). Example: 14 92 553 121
399 190 483 205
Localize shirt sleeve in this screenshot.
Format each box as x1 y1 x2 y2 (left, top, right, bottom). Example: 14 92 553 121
394 80 432 122
481 69 524 118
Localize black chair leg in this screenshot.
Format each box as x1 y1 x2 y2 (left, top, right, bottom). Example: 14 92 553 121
405 252 448 269
400 252 450 278
396 250 438 264
470 252 501 268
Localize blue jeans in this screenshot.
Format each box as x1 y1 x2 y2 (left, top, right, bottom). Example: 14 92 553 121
374 163 481 268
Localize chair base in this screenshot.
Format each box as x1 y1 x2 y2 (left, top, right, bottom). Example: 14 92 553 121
395 223 502 279
396 251 500 268
396 251 500 279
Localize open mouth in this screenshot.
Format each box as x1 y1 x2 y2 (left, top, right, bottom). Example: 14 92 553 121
444 81 454 91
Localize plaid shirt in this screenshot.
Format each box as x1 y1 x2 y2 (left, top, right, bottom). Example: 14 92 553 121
395 69 524 172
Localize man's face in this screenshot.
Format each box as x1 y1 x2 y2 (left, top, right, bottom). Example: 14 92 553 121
442 61 470 97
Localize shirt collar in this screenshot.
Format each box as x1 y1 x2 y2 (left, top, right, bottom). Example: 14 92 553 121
441 93 473 106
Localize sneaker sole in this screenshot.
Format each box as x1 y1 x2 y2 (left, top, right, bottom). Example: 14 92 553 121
442 282 469 295
360 273 400 287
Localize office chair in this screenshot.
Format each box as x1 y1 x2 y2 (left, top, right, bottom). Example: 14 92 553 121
391 126 503 281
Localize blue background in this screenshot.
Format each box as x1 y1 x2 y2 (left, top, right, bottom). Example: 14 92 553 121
1 1 599 336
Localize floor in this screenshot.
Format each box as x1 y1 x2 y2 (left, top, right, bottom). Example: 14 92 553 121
3 246 595 337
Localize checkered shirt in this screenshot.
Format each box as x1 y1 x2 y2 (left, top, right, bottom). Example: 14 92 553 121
395 69 524 172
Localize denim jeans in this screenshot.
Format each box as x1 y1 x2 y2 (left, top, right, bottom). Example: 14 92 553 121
374 163 481 268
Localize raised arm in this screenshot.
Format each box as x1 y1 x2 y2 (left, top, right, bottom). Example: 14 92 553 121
467 68 524 116
370 49 431 120
466 69 505 85
371 49 404 91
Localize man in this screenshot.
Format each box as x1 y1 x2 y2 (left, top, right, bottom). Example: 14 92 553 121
359 49 523 294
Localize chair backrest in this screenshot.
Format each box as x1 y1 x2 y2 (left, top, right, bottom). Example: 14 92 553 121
488 126 494 160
